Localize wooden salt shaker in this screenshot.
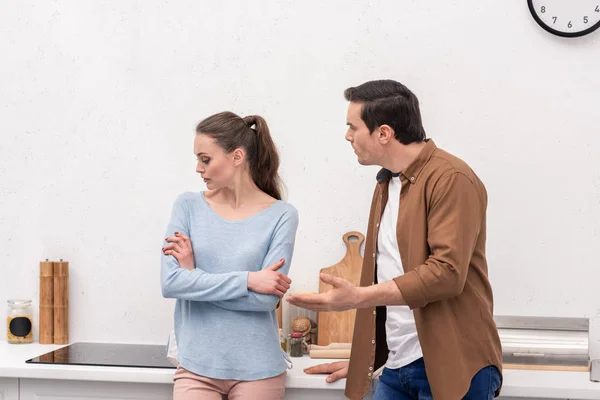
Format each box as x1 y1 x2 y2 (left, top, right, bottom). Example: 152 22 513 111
53 259 69 344
39 259 54 344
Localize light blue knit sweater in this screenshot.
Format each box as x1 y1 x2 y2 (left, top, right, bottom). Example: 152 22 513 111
161 191 298 380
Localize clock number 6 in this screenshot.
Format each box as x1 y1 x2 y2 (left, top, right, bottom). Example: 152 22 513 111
568 21 572 28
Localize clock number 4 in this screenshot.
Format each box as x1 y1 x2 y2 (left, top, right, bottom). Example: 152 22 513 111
596 5 600 12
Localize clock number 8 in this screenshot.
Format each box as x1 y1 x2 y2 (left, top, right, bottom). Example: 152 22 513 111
541 6 546 13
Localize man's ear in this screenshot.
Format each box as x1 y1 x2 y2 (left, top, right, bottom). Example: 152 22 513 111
232 148 245 166
378 124 395 144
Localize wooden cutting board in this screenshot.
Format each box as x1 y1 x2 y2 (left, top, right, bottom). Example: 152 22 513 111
276 299 282 329
317 231 365 346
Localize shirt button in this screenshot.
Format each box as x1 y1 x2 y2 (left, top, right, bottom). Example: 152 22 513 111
372 340 375 344
373 310 376 315
368 372 372 377
372 253 375 258
369 367 373 371
376 223 379 228
410 176 415 182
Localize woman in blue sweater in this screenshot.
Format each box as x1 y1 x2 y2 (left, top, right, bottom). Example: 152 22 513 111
161 111 299 400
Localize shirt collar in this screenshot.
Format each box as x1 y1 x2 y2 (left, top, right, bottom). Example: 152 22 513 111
376 139 437 184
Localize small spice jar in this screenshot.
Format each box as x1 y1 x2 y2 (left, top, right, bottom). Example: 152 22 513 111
7 300 33 344
288 332 305 357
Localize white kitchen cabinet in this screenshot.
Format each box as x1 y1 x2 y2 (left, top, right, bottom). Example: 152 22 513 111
285 388 362 399
0 378 18 400
499 397 554 400
18 379 353 400
8 378 578 400
19 379 173 400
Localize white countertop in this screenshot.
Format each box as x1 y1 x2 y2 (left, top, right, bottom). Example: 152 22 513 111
1 341 599 398
0 341 347 391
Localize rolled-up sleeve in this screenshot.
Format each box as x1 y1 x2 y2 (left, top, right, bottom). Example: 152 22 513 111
393 172 483 309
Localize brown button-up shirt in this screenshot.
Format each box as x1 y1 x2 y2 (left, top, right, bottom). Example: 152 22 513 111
345 139 503 400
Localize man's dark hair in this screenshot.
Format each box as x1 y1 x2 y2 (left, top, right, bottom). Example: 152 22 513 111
344 80 426 144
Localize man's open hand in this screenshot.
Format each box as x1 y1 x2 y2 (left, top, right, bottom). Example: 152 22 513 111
286 273 360 311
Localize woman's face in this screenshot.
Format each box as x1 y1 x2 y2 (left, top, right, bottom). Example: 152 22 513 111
194 134 238 190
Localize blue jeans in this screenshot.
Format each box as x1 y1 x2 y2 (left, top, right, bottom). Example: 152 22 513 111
372 358 501 400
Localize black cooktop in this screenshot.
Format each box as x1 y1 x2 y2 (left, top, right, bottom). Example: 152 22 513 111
25 342 176 369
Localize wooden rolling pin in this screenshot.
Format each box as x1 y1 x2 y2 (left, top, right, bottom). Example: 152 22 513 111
504 363 590 372
309 343 352 351
310 348 351 359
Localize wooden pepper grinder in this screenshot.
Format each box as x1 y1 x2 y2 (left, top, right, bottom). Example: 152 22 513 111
53 259 69 344
39 259 54 344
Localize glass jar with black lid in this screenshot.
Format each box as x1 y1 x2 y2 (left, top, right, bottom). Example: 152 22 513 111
7 299 33 344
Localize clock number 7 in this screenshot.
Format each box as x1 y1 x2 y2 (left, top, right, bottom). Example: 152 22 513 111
553 16 557 24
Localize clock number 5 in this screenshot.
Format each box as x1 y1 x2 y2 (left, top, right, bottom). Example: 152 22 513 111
584 16 589 24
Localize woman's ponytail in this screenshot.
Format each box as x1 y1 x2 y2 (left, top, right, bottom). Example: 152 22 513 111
242 115 282 200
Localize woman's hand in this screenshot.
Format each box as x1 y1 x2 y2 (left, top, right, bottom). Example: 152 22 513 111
163 232 195 270
248 259 292 297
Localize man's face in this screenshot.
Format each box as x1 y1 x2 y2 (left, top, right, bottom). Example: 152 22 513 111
345 102 383 166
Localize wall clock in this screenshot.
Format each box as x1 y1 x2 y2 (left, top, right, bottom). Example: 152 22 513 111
527 1 600 37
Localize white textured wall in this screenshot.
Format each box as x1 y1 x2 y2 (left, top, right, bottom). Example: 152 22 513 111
0 0 599 357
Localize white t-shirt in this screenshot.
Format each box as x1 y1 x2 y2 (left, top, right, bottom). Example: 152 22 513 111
376 175 423 369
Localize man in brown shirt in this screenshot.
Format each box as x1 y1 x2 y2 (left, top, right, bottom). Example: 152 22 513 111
287 80 503 399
